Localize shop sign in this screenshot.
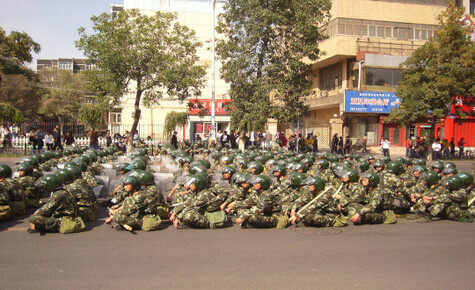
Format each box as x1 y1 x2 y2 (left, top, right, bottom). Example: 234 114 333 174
344 91 400 113
189 99 232 115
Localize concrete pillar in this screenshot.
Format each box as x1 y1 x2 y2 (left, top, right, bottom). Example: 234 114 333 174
329 118 344 144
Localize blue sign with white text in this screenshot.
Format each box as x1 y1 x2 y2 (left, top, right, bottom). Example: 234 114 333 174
344 91 400 113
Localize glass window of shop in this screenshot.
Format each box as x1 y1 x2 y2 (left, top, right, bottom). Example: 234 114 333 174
365 67 402 87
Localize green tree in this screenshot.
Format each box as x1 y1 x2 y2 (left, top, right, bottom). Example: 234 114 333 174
38 67 85 131
0 102 24 124
389 2 475 159
0 27 40 79
0 73 42 120
76 9 206 149
163 111 189 138
217 0 331 132
78 102 107 129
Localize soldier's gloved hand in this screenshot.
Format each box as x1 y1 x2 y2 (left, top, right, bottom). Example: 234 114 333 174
235 217 243 225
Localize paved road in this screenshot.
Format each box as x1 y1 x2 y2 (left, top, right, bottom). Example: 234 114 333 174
1 206 474 289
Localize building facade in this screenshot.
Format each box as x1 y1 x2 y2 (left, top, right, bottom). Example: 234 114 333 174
109 0 231 142
36 58 93 74
302 0 450 147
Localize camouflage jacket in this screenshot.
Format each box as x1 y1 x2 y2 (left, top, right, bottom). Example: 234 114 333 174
74 178 96 201
239 190 276 219
2 178 24 201
36 189 78 218
339 182 365 208
295 187 337 218
280 186 303 213
116 192 147 219
347 186 387 217
16 176 39 199
317 169 333 184
82 172 99 187
406 177 427 196
380 172 405 197
65 183 94 208
0 182 10 205
234 189 260 211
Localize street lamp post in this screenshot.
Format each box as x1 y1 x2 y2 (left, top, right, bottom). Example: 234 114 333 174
211 0 217 142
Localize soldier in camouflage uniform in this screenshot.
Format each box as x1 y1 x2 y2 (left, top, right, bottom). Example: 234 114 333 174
406 165 428 205
347 172 397 225
280 172 307 215
57 169 98 222
457 173 475 217
28 174 78 233
380 161 410 214
137 170 169 219
0 164 26 216
426 176 467 222
210 166 236 205
333 169 365 215
16 163 41 208
171 175 223 229
289 176 326 225
411 171 448 222
236 175 284 228
106 176 148 231
223 173 251 214
0 176 11 221
316 160 332 184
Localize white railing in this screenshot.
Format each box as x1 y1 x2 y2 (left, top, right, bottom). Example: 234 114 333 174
6 136 168 149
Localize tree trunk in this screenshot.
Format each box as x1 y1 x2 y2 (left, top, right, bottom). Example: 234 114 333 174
128 88 143 153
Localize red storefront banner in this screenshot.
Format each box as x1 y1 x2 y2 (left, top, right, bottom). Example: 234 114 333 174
189 99 232 115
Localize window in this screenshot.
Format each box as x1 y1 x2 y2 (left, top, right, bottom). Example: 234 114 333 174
109 112 122 124
369 26 376 37
385 27 392 38
319 63 342 91
365 68 402 87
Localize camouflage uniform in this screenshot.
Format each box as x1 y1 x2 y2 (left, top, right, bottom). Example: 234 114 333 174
65 183 98 222
232 189 260 216
2 178 26 216
317 168 333 184
338 182 365 215
141 185 169 218
239 191 281 228
294 187 343 227
380 172 410 213
113 192 148 230
82 172 99 187
32 168 42 180
17 176 41 208
74 178 96 202
413 184 447 215
223 187 249 214
28 189 78 232
429 188 466 220
177 189 222 229
347 187 396 225
0 182 12 221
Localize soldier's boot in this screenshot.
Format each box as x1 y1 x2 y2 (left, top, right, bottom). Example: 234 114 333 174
416 213 433 223
361 213 384 224
312 215 334 227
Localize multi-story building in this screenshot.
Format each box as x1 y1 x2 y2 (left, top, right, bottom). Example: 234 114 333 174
36 58 94 74
301 0 454 147
109 0 231 142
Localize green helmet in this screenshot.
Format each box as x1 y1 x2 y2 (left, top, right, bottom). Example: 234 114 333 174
302 176 325 191
443 176 463 191
444 162 456 169
344 153 353 160
66 165 82 180
293 163 308 173
118 163 130 174
0 164 12 178
442 167 457 175
317 160 329 170
386 161 404 175
56 169 74 185
210 151 222 161
456 173 474 187
220 155 233 165
373 159 385 169
272 164 286 176
73 160 87 172
396 157 406 165
413 159 426 166
367 155 376 162
412 165 426 173
126 160 146 171
64 149 72 156
138 170 155 186
248 161 264 175
338 169 359 183
40 152 50 162
19 157 39 168
189 164 207 175
322 153 331 160
353 154 362 160
233 172 251 185
248 175 271 190
357 161 370 172
54 151 63 158
431 160 444 170
361 172 380 187
301 158 314 167
422 171 439 186
185 174 207 191
199 159 211 169
383 156 391 164
79 155 91 165
221 166 236 176
123 175 142 191
86 152 97 163
39 174 63 192
290 172 307 186
18 163 33 176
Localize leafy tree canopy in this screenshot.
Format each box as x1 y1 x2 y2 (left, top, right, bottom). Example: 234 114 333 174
217 0 331 132
164 111 189 137
390 2 475 127
76 9 207 148
0 27 40 78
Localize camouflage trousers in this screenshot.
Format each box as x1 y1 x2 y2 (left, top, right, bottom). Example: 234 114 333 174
388 196 411 214
429 202 465 220
245 214 278 228
113 213 142 230
28 214 61 232
78 204 98 222
180 209 210 229
301 213 339 227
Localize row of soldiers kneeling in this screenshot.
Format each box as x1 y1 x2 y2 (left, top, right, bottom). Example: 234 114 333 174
2 146 474 233
162 149 474 229
0 147 119 234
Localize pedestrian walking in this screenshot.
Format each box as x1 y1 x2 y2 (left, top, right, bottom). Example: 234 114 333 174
53 127 63 151
171 131 178 149
88 128 98 150
361 135 367 153
381 138 390 157
431 139 442 160
44 132 54 150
